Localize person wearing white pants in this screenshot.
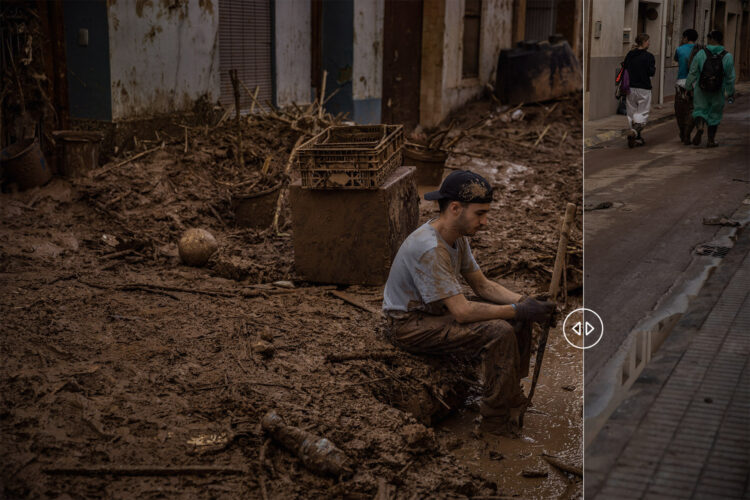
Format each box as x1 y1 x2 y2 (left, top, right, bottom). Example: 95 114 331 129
622 34 656 147
626 88 652 132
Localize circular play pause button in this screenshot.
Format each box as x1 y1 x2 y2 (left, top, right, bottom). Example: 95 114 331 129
562 308 604 349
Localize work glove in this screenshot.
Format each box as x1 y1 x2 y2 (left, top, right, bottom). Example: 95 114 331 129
514 298 555 324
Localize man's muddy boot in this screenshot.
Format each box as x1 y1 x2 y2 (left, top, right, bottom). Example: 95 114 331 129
683 125 694 145
692 118 705 145
707 125 718 147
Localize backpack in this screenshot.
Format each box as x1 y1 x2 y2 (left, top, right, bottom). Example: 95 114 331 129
615 62 630 98
699 48 727 92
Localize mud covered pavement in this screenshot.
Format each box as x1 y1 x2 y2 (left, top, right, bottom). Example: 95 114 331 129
1 94 582 498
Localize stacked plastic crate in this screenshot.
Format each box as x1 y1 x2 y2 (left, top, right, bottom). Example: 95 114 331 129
295 125 404 189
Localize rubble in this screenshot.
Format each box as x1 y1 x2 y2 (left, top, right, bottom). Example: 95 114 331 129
1 90 582 497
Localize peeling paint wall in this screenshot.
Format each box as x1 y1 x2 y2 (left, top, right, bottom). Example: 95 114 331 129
275 0 311 107
352 0 384 123
422 0 512 127
108 0 220 120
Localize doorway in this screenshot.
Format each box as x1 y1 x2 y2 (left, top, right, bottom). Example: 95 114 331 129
381 0 423 127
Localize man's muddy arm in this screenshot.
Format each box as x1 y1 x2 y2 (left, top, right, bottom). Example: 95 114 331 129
463 270 522 305
442 293 516 323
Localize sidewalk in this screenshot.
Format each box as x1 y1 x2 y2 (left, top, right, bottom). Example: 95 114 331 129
585 222 750 498
584 103 675 149
585 82 750 149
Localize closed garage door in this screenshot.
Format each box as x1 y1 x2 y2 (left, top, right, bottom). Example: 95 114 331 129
218 0 273 112
525 0 556 42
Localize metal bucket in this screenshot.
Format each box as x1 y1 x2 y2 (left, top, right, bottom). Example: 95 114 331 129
0 139 52 190
403 145 447 186
52 130 103 177
232 183 282 228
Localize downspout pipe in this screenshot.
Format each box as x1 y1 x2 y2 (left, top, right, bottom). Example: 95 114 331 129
659 3 667 104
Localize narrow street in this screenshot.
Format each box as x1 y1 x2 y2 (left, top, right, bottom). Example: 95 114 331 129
583 88 750 427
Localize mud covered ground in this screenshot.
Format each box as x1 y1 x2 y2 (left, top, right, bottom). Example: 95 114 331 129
1 94 582 499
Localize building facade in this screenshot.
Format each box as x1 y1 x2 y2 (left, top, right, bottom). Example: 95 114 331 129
56 0 582 128
585 0 747 121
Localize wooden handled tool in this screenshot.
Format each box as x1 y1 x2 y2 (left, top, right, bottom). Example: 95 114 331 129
521 202 576 426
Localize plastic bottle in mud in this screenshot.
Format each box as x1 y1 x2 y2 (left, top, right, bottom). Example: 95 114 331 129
261 411 351 477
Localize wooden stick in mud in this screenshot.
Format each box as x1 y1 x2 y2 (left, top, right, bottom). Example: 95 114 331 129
318 70 327 119
44 465 248 476
549 203 577 301
329 290 379 315
95 144 163 177
326 351 401 363
542 454 582 478
271 136 306 234
229 69 244 167
250 86 259 113
533 123 551 147
524 202 577 417
240 81 265 114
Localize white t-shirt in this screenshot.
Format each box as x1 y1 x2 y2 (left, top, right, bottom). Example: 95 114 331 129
382 221 480 316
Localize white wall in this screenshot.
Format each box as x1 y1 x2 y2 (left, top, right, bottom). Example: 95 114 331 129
590 0 627 58
441 0 513 119
275 0 312 107
353 0 384 101
107 0 220 120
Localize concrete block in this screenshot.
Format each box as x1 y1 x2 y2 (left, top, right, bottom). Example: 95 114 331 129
290 166 419 285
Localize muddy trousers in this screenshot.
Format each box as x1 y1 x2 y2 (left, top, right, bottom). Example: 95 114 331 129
674 86 694 143
385 313 532 420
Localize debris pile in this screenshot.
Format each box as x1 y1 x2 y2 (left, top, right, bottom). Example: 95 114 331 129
0 90 583 498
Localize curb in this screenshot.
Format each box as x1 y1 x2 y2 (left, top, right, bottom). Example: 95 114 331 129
584 193 750 448
584 112 675 149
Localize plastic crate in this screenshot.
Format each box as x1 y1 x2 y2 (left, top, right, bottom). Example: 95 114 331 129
300 148 402 189
296 124 404 171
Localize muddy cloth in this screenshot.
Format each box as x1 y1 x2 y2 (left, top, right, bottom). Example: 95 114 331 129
623 49 655 90
383 221 479 316
686 45 736 126
674 86 694 142
385 312 532 421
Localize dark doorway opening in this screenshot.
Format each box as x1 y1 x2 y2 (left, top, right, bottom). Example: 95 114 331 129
381 0 423 127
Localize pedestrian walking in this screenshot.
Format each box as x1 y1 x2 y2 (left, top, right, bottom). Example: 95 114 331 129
686 30 736 147
622 34 656 148
674 29 700 145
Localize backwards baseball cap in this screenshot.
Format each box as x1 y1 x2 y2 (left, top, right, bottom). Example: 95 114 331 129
424 170 493 204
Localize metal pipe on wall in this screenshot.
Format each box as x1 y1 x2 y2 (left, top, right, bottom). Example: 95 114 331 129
659 2 667 103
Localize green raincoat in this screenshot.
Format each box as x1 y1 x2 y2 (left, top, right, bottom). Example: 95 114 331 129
685 45 736 126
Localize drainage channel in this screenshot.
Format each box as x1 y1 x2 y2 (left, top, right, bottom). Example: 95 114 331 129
583 197 750 448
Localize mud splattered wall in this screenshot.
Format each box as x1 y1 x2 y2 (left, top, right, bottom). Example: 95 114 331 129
274 0 312 107
107 0 220 120
422 0 512 127
352 0 384 124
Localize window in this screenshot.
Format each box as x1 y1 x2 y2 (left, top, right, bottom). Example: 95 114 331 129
462 0 481 78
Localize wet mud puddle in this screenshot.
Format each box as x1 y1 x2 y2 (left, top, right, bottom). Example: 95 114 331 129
437 322 583 498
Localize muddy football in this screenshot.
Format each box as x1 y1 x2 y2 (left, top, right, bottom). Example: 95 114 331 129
178 228 218 266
